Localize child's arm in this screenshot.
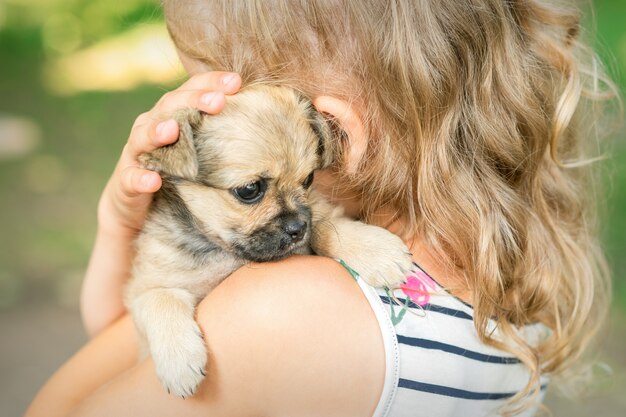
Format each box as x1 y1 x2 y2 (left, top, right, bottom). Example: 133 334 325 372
26 257 384 417
80 72 242 336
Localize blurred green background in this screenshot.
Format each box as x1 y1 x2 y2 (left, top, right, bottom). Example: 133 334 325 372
0 0 624 416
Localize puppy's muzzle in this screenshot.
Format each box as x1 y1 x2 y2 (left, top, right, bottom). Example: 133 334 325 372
231 210 311 262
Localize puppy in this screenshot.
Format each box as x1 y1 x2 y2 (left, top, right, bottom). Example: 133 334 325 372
125 85 413 397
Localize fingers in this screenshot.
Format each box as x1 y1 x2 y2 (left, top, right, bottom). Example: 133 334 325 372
152 71 241 116
180 71 242 95
120 165 162 198
152 87 228 117
126 72 241 158
125 71 243 171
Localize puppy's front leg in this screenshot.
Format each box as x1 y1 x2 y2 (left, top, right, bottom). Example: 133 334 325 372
310 192 413 287
130 287 206 397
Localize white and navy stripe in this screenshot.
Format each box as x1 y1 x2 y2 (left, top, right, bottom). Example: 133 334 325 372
354 267 549 417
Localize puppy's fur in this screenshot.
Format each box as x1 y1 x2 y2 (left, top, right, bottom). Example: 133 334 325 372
125 85 413 397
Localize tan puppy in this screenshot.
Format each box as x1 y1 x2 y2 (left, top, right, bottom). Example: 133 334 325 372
125 85 413 397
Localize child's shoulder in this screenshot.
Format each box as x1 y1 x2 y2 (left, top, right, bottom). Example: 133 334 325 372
194 254 385 415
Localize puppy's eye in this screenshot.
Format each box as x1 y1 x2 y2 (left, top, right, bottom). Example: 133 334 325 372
302 171 314 189
232 180 266 204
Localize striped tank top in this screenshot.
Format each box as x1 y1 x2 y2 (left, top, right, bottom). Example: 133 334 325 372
341 261 549 417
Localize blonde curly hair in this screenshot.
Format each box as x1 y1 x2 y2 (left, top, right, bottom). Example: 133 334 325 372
163 0 619 413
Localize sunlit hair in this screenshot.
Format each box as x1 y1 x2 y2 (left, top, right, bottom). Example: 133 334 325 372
163 0 618 413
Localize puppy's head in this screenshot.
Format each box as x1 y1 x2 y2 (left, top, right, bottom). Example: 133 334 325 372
140 85 336 262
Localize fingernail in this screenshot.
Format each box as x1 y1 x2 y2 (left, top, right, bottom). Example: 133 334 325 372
222 73 237 87
201 92 218 106
156 121 166 137
156 119 176 140
141 173 152 189
141 173 158 190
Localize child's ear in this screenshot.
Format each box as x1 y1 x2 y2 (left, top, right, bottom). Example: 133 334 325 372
139 109 203 180
312 96 366 174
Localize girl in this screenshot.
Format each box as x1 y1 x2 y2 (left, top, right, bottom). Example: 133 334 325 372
26 1 617 416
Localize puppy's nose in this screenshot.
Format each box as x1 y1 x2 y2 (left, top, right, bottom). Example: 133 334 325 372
284 219 307 243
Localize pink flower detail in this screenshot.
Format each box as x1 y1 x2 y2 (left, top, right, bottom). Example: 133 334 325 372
400 271 437 306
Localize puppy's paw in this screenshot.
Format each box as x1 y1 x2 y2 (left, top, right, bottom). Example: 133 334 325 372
152 320 208 397
343 225 414 288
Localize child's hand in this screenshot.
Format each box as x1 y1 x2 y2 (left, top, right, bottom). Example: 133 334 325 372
98 72 242 237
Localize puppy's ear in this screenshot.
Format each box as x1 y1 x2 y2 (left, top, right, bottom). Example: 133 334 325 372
139 109 203 180
305 103 337 169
